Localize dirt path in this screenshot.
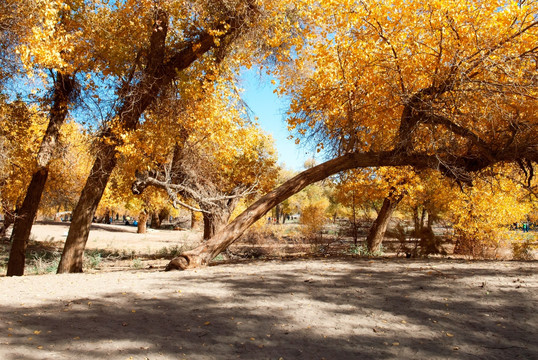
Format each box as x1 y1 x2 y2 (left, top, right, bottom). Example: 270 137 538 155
1 259 536 359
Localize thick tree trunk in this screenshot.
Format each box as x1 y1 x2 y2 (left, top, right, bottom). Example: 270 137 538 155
365 194 403 254
57 145 117 273
202 210 230 240
6 169 48 275
150 211 160 229
164 143 533 270
137 212 148 234
6 72 75 276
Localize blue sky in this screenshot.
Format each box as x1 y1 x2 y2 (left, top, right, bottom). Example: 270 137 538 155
239 69 313 171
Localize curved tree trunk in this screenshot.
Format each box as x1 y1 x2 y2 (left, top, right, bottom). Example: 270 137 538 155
6 72 75 276
164 140 535 270
57 145 118 273
365 194 403 254
166 151 403 270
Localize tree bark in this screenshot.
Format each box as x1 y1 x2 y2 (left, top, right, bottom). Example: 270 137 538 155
351 191 358 245
6 169 48 275
190 210 197 229
275 203 281 224
150 211 160 229
57 144 117 273
137 212 148 234
0 202 15 238
365 194 403 254
202 210 230 240
103 208 111 224
6 72 75 276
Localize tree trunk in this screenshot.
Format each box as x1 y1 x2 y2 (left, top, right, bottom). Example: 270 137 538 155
6 169 48 275
158 208 169 225
202 210 230 240
275 203 281 224
6 72 75 276
138 212 148 234
57 145 117 273
0 203 15 238
351 191 358 245
365 194 403 254
150 211 160 229
420 208 426 233
190 210 197 229
166 151 406 270
104 208 111 224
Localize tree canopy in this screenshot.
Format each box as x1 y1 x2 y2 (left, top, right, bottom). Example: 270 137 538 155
1 0 536 273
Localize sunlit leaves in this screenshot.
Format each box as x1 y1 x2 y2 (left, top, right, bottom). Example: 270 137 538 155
277 0 538 156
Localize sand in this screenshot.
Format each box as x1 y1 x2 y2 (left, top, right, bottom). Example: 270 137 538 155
1 255 536 359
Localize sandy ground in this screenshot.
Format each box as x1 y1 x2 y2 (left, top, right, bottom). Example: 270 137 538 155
24 222 203 254
1 256 537 359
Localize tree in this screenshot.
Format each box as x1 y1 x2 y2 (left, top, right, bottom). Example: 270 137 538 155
6 73 76 276
39 121 93 218
449 165 534 257
166 0 538 269
57 0 270 272
0 100 45 237
4 0 90 275
334 167 417 252
131 81 278 240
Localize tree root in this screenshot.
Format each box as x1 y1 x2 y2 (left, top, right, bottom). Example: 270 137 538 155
165 256 189 271
165 253 207 271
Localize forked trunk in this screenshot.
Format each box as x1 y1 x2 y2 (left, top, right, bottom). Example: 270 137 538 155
365 194 403 254
6 169 48 276
57 145 117 273
56 7 244 273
